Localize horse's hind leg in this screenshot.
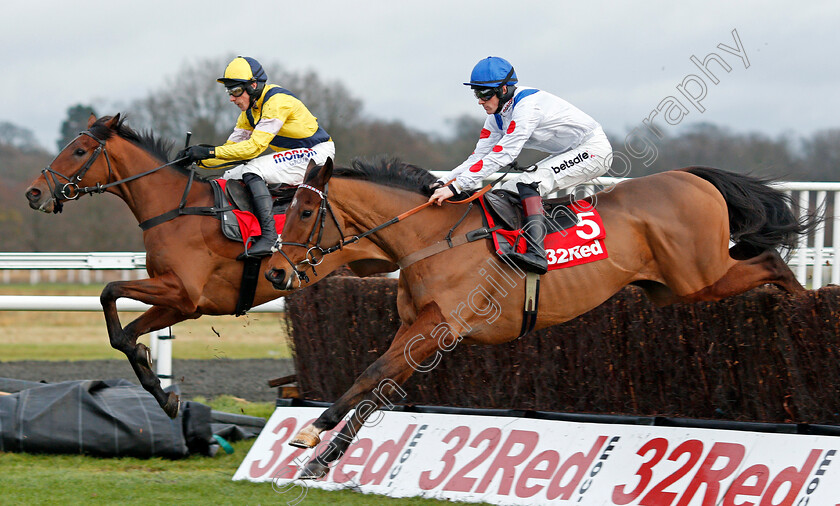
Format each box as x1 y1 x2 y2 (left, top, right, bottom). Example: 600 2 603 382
290 302 446 479
683 249 804 302
101 277 198 418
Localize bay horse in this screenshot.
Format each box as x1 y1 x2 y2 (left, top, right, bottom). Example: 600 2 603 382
264 157 817 478
23 114 396 418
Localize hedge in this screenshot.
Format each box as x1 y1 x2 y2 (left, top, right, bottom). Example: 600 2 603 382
285 278 840 424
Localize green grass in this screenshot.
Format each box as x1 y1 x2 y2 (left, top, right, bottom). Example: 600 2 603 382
0 396 454 505
192 395 277 420
0 283 291 361
0 286 464 504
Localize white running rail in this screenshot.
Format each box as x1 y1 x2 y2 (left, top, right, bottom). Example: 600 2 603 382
0 252 285 388
0 179 836 387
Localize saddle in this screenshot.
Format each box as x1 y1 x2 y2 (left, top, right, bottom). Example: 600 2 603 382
478 189 608 273
209 179 297 316
481 189 580 233
221 180 298 215
210 179 295 244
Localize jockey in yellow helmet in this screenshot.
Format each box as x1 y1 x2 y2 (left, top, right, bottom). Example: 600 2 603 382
177 56 335 258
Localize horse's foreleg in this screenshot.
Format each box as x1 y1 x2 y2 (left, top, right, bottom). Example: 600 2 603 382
101 277 198 418
291 302 446 479
286 319 417 449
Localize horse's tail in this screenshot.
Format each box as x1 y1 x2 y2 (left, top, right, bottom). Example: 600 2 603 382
683 166 822 260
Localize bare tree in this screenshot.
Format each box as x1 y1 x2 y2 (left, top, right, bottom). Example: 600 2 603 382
126 56 366 154
58 105 98 152
0 122 43 153
801 129 840 181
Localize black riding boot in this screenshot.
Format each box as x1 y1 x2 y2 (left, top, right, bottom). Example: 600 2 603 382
239 172 278 259
507 182 548 274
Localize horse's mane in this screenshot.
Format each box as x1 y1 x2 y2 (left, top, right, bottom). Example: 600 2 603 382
333 158 438 196
89 115 175 165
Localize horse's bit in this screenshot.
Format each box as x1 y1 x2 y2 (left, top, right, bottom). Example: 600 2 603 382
42 131 185 213
274 183 352 285
40 132 114 213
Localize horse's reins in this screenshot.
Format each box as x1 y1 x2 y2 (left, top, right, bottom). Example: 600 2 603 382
41 131 185 213
276 179 492 285
40 130 242 229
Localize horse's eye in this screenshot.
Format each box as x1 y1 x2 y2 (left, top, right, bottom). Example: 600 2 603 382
74 148 86 156
301 210 313 218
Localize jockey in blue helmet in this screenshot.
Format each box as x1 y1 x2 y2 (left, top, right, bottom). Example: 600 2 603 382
429 56 613 274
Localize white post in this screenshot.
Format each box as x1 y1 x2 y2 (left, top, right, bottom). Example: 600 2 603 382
149 329 159 362
796 191 809 285
812 191 827 288
833 191 840 285
155 327 174 389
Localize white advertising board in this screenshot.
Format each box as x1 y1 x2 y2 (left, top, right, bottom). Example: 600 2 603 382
234 407 840 505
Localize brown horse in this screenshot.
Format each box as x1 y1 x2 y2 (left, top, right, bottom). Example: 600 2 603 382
264 157 817 478
24 114 396 418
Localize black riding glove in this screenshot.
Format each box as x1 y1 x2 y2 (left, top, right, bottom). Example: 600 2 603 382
175 145 215 164
426 180 446 194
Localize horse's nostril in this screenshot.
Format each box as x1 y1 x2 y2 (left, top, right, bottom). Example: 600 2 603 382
25 188 42 204
266 268 286 284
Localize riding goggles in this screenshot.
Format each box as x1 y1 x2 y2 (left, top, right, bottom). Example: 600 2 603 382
226 85 247 97
474 87 499 101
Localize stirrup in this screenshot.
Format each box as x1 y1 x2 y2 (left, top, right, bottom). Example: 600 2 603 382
506 251 548 275
237 236 278 260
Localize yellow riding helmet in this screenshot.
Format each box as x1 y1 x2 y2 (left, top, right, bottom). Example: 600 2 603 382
217 56 268 87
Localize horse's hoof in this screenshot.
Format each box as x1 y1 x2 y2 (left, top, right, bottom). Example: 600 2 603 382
288 424 321 449
163 392 180 419
298 460 329 480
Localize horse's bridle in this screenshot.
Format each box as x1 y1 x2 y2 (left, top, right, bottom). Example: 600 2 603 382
277 163 517 286
40 130 189 214
277 180 465 287
275 182 352 285
40 132 115 213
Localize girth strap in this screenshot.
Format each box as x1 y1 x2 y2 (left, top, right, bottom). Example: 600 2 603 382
235 257 263 316
519 272 540 338
138 205 233 231
396 226 501 269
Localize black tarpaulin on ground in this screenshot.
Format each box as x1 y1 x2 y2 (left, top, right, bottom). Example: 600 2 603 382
0 378 265 458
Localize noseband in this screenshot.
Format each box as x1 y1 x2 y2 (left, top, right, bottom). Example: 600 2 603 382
41 131 113 213
276 183 350 285
40 130 191 215
278 181 445 286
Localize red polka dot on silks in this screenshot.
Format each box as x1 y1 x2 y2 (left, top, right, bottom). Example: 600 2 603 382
469 160 484 173
507 121 516 134
492 145 503 152
479 128 491 139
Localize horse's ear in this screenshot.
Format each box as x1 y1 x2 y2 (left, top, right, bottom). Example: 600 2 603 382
87 114 97 128
304 157 334 187
104 113 121 130
321 157 334 183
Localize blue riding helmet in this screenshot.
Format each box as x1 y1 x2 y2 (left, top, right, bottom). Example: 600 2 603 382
463 57 518 88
